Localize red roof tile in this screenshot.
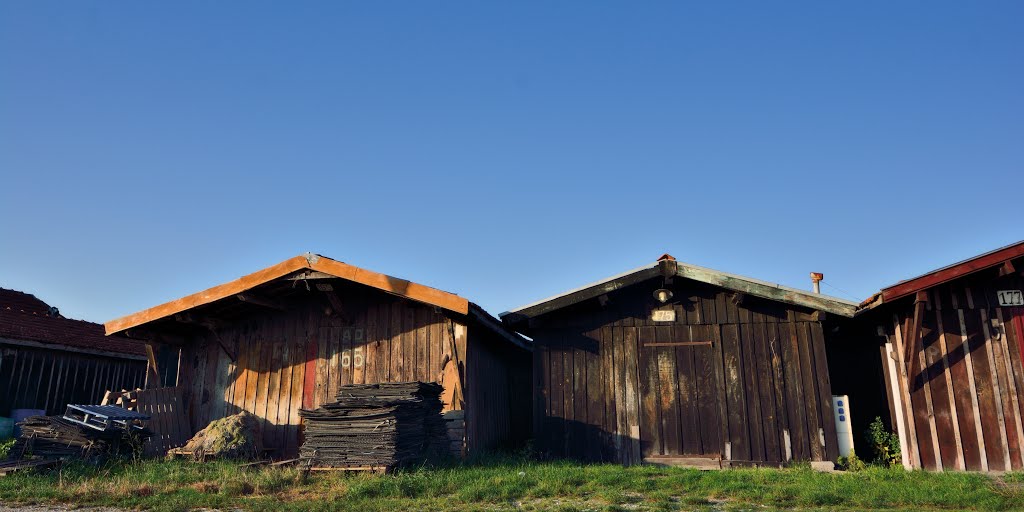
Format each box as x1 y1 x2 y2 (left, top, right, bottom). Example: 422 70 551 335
0 288 53 315
0 289 146 357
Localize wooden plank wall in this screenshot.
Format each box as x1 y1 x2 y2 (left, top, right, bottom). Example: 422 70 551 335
465 325 532 453
178 294 469 459
530 281 839 466
876 269 1024 471
0 345 146 416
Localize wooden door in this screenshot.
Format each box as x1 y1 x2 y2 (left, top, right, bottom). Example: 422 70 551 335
637 324 722 461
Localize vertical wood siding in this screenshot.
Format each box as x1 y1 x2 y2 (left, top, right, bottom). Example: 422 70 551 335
875 268 1024 472
178 292 491 459
528 281 838 465
465 325 532 453
0 345 146 416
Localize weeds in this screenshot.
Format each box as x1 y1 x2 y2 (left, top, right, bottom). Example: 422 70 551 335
835 449 867 472
0 456 1020 511
0 438 15 459
868 416 903 467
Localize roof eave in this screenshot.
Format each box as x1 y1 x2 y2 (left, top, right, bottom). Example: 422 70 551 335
674 264 858 317
879 240 1024 302
105 254 470 335
500 259 859 324
468 304 532 352
501 264 662 323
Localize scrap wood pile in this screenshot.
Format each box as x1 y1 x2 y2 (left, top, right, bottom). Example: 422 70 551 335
9 415 152 461
101 388 143 410
298 382 447 470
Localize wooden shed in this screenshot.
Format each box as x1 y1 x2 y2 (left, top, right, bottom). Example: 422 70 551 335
0 288 149 417
855 241 1024 472
501 255 858 467
105 254 532 459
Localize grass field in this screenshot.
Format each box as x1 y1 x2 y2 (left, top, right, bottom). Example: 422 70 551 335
1 456 1022 511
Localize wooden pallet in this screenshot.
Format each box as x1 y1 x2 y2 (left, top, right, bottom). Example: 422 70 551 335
261 458 387 474
0 458 60 476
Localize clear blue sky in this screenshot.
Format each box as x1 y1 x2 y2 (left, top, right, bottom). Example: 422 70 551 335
1 2 1021 323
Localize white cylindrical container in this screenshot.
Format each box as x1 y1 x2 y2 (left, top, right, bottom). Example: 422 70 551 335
832 395 854 458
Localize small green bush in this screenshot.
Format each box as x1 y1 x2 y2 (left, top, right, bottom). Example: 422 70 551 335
835 449 866 472
0 438 15 460
867 416 901 467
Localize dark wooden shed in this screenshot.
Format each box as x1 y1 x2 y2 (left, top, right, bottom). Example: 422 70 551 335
501 255 858 467
105 254 532 459
854 241 1024 472
0 288 149 417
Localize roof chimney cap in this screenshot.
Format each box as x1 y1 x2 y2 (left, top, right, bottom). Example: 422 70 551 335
657 253 676 262
810 272 824 282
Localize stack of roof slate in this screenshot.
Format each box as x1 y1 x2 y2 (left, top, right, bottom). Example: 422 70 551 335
11 415 152 461
298 382 447 470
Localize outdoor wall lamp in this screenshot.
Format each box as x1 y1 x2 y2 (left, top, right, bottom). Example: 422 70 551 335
653 288 674 304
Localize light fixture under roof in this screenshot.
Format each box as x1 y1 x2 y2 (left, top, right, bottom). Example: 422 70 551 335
653 288 673 304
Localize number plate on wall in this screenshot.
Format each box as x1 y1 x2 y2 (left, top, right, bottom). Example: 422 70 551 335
652 310 676 322
997 290 1024 306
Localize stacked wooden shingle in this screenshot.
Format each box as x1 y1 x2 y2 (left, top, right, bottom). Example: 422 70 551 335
298 382 447 470
11 415 152 461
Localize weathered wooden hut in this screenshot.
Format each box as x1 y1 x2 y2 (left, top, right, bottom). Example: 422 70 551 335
0 288 149 417
104 254 531 458
855 241 1024 472
501 255 858 467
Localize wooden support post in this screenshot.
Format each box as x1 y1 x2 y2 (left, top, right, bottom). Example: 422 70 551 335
999 260 1017 277
892 315 922 469
323 290 346 317
207 329 236 362
145 344 161 388
903 291 929 374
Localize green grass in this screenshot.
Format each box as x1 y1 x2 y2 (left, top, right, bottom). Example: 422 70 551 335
0 455 1022 511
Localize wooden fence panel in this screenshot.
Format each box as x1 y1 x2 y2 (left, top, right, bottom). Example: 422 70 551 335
136 386 191 457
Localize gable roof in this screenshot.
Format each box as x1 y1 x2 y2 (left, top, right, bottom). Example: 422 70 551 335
105 253 471 335
876 239 1024 304
501 255 859 322
0 289 146 358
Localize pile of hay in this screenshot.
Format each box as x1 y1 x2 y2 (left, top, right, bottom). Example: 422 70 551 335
173 411 261 460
